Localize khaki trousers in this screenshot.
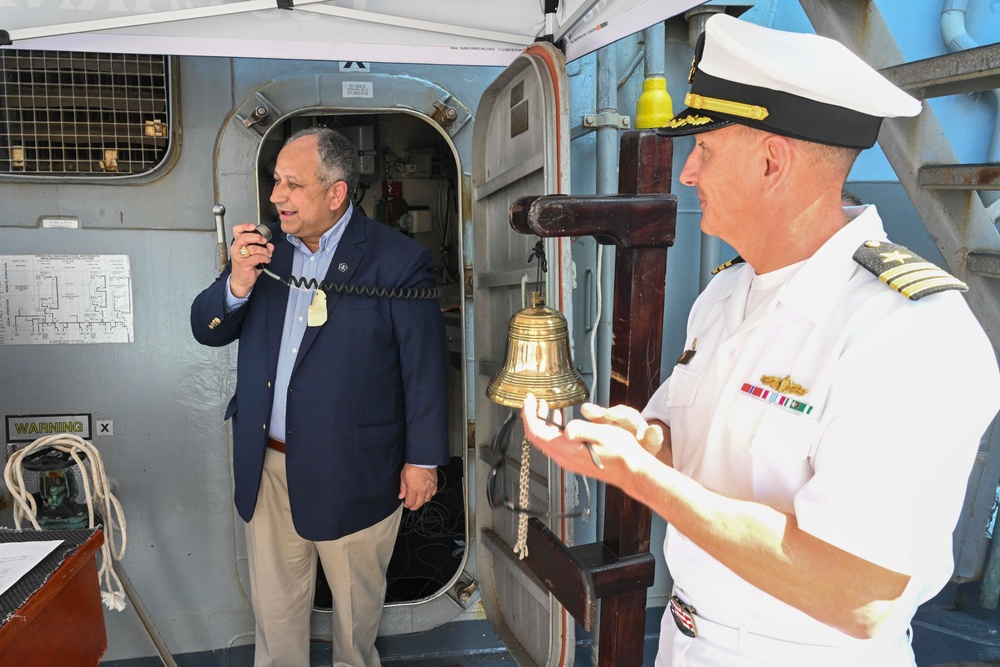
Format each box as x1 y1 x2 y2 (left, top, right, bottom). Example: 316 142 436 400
246 447 402 667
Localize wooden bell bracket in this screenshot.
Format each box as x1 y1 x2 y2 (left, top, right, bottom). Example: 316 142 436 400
506 130 677 666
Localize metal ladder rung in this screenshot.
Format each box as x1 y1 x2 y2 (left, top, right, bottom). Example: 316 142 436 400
918 163 1000 190
880 42 1000 99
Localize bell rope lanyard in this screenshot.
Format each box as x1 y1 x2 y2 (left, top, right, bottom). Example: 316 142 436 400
512 240 549 558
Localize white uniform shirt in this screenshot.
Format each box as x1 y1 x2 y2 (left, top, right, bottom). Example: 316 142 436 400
643 206 1000 662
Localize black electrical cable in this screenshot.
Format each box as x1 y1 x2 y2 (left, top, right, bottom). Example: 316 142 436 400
250 223 441 300
261 268 441 300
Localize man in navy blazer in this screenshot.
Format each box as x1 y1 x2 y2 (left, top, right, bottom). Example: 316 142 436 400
191 127 449 667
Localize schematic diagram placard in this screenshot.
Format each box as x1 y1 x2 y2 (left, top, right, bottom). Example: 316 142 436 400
0 255 134 345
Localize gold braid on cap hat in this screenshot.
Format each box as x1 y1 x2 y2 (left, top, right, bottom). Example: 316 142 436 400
685 93 769 122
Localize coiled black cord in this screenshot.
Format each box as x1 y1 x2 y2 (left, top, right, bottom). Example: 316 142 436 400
261 268 441 300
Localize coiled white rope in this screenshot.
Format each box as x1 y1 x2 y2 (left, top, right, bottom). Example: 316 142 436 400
514 275 533 560
3 434 128 611
513 434 532 560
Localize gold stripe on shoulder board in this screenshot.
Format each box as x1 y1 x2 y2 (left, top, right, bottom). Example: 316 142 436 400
711 256 745 275
853 240 967 300
900 276 969 299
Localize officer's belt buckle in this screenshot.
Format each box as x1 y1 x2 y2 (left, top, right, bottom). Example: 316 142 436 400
669 594 698 638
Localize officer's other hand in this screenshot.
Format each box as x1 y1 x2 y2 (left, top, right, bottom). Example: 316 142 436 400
579 402 664 457
522 394 648 481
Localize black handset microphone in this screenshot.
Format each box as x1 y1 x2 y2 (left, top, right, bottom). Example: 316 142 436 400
251 224 272 271
236 221 273 271
253 224 272 242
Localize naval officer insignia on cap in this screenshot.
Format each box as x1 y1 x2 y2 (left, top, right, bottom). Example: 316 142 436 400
853 240 967 300
658 14 922 149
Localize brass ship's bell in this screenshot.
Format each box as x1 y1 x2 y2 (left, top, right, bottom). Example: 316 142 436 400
486 291 589 409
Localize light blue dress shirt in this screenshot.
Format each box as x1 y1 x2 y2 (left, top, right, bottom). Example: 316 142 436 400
225 205 352 442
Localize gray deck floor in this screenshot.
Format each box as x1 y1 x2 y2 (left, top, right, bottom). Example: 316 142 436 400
372 580 1000 667
370 580 1000 667
101 581 1000 666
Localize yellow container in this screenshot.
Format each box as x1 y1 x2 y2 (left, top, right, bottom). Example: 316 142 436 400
635 77 674 129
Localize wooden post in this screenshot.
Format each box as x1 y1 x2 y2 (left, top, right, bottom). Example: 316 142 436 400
599 127 673 667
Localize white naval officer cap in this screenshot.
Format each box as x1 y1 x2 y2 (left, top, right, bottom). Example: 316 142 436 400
657 14 922 149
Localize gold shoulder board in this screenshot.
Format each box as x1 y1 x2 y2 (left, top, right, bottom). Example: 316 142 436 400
853 240 967 300
711 256 745 275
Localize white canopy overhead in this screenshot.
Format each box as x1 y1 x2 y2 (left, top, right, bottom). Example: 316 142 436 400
2 0 707 66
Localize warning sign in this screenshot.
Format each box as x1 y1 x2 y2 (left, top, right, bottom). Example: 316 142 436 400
6 414 93 442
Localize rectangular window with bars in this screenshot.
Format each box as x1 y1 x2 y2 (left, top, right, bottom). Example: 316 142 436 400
0 50 172 177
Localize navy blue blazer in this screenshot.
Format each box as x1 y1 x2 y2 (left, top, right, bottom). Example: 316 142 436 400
191 209 450 541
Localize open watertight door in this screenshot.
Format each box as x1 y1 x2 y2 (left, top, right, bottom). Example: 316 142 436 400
472 40 579 667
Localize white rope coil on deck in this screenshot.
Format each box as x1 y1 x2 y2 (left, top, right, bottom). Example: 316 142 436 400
3 434 128 611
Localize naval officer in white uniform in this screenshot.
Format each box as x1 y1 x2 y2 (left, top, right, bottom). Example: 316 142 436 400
522 13 1000 667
